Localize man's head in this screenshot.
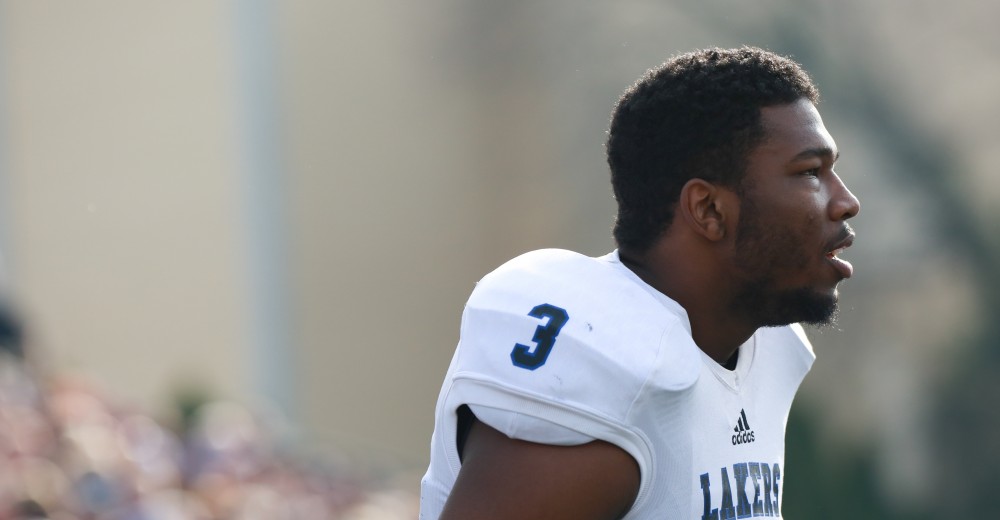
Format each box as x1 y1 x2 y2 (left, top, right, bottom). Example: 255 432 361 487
607 46 819 253
608 47 860 329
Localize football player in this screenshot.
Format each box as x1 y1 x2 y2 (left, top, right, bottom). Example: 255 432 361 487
421 46 860 520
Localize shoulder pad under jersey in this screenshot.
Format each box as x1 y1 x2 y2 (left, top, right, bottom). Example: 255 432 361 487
454 249 701 423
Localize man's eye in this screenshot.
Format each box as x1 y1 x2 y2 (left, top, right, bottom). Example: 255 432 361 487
802 168 820 177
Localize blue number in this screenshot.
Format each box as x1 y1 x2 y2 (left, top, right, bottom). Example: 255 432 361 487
510 303 569 370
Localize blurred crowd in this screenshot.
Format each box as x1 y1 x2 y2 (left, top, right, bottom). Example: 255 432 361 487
0 307 417 520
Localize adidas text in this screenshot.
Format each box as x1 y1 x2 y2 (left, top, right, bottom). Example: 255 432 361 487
732 431 755 445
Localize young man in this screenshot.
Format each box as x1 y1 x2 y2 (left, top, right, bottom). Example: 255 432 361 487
421 46 860 519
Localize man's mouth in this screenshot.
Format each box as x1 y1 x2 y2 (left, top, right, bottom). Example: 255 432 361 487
825 232 855 279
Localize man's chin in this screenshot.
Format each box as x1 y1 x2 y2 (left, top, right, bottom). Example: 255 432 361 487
799 303 839 327
755 288 838 328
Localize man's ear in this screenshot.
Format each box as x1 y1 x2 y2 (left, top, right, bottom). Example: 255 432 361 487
678 178 735 241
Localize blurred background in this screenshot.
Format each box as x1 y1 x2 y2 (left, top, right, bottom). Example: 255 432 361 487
0 0 997 518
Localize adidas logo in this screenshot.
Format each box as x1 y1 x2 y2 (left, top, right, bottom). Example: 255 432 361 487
731 409 755 445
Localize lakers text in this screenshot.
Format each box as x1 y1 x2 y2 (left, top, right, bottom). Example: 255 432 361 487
700 462 781 519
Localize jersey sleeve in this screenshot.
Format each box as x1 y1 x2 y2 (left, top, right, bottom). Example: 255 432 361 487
429 249 700 485
468 403 596 445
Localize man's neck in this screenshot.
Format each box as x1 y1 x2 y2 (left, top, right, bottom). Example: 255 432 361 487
619 247 757 364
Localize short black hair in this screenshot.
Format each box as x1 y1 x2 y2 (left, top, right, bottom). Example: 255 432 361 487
607 46 819 252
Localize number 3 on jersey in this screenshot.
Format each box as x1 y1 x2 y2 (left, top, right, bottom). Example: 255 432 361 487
510 303 569 370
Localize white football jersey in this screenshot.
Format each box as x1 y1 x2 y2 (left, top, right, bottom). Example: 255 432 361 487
420 249 814 519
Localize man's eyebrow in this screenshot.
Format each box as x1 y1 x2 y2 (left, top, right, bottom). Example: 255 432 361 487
791 147 839 162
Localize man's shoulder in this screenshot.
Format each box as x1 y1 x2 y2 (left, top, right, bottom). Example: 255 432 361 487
470 249 642 310
466 247 690 353
454 249 699 402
